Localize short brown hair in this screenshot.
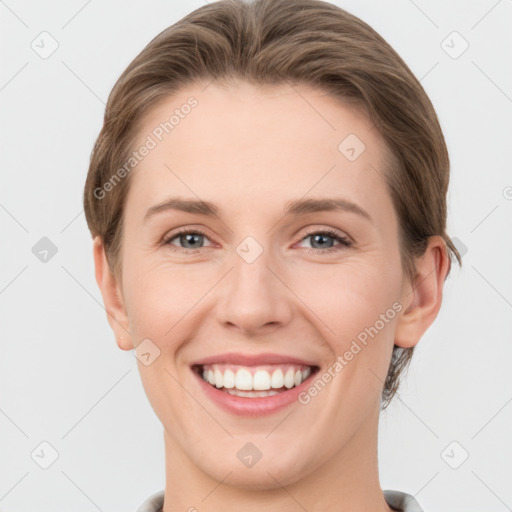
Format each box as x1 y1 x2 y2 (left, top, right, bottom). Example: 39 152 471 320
83 0 461 408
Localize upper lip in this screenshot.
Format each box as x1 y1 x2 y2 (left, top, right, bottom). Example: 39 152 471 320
191 352 319 367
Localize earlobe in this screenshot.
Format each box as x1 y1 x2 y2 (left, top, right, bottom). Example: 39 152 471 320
92 236 133 351
394 236 450 349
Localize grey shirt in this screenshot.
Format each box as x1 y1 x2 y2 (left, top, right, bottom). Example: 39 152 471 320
136 489 424 512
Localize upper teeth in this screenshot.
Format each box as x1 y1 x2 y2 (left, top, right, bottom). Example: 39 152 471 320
201 364 312 391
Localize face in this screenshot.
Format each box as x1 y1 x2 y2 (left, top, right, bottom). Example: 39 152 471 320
110 81 410 488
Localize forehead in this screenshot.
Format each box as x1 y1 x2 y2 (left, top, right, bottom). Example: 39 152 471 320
125 80 393 222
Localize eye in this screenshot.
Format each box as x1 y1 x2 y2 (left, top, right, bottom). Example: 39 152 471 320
162 227 352 255
297 228 352 254
163 228 213 252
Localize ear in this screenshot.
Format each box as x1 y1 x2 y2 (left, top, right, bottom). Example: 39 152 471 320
394 236 451 348
93 235 133 351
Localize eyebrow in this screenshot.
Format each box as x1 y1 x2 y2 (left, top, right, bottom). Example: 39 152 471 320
144 196 372 223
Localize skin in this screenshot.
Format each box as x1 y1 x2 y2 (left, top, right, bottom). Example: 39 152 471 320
93 80 449 512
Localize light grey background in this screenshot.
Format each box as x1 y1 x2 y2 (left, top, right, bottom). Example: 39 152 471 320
1 0 511 511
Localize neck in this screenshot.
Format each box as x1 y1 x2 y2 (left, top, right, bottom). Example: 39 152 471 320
162 406 392 512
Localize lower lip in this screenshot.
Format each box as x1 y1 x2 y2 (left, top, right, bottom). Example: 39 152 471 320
192 368 316 416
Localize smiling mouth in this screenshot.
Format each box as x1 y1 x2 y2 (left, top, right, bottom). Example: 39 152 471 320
192 363 320 397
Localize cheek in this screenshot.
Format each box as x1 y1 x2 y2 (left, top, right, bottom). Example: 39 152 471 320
294 256 402 343
293 261 402 420
294 255 403 410
121 261 213 422
122 258 213 344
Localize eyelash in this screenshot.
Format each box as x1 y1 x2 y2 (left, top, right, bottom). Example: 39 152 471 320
162 227 352 255
301 228 353 254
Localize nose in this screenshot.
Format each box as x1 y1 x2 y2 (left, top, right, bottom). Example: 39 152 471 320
215 244 293 336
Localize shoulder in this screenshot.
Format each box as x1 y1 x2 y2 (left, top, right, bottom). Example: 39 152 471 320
137 488 424 512
135 489 165 512
383 489 425 512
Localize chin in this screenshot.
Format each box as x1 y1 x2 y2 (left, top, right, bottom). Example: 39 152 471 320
192 438 323 491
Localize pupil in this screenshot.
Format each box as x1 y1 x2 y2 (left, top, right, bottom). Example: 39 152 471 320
312 234 333 248
182 233 202 248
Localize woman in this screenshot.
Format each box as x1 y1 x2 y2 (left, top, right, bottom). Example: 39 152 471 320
83 0 461 510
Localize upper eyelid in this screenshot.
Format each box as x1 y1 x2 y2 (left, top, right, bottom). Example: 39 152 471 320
301 226 350 238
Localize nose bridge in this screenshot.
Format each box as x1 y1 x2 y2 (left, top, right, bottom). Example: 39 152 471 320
232 237 274 294
216 234 292 333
